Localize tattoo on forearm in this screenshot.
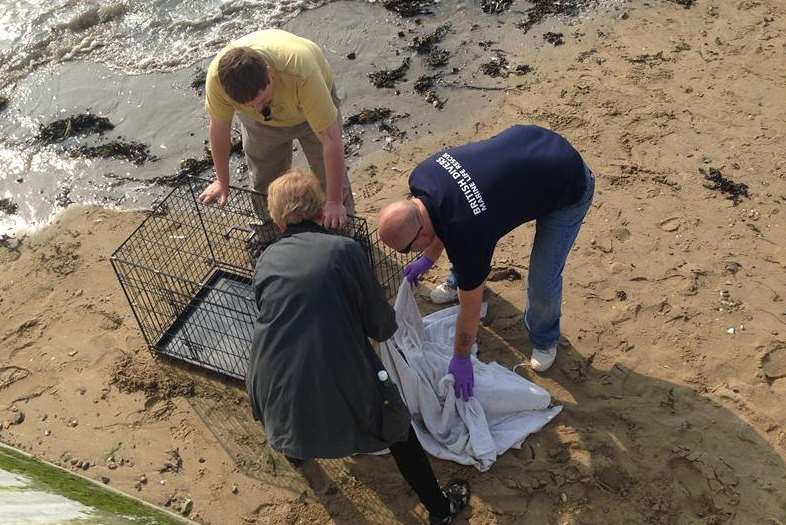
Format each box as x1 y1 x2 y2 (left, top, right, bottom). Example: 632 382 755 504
456 332 474 354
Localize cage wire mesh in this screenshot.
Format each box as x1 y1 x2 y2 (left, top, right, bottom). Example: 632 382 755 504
111 177 413 381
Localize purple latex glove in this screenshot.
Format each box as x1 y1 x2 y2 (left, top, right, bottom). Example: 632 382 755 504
448 354 474 401
403 255 434 286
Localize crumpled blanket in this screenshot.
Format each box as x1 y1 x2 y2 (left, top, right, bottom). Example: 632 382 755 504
378 282 562 471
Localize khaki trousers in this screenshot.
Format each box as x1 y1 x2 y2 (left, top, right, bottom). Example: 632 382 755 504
236 89 355 217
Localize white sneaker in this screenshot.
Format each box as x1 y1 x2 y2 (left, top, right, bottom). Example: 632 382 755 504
430 282 458 304
530 345 557 373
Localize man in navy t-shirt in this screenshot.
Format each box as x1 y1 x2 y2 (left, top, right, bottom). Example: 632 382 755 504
379 125 595 400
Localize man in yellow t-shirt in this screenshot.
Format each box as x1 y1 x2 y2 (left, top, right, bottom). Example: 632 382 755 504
198 29 354 228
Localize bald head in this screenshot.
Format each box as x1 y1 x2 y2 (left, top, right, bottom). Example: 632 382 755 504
378 199 421 252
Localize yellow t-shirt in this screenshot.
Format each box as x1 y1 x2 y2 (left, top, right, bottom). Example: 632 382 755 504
205 29 337 133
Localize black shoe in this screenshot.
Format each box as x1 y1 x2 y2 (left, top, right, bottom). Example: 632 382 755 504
429 479 470 525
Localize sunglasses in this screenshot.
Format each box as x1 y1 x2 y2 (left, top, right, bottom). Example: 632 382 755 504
398 225 422 254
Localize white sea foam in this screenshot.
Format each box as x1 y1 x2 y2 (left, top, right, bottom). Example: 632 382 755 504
0 0 327 86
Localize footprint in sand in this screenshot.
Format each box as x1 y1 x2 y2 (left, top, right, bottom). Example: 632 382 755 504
760 341 786 381
0 366 31 390
659 217 681 232
668 457 720 521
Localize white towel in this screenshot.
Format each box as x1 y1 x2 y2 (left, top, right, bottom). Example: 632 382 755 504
379 282 562 472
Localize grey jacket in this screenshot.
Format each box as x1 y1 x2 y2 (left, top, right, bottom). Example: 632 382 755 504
247 221 407 459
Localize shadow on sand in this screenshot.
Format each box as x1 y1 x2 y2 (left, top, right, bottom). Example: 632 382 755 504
177 281 786 524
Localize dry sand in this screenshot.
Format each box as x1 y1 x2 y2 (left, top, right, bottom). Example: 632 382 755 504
2 0 786 523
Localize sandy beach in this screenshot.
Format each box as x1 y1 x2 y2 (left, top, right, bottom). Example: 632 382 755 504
1 0 786 523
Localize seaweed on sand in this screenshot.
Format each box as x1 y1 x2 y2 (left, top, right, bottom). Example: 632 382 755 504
544 32 565 46
410 24 451 54
480 53 510 78
369 58 411 88
481 0 513 14
0 95 8 112
516 0 593 33
424 91 447 110
37 114 114 143
701 167 750 205
414 73 442 94
0 198 18 215
343 132 363 157
344 108 393 127
382 0 435 17
72 139 156 165
669 0 695 7
174 135 244 181
424 47 450 68
191 67 207 94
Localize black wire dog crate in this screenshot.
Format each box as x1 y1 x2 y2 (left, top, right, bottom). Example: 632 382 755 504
111 177 410 381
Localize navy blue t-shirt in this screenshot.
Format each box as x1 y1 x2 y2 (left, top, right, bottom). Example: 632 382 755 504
409 125 586 290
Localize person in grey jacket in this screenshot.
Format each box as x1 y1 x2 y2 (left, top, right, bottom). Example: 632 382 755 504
247 169 469 524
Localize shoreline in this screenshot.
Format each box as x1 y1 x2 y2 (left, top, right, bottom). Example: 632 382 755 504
2 0 786 523
1 0 617 237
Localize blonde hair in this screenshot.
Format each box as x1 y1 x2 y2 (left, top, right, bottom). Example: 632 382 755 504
267 169 325 227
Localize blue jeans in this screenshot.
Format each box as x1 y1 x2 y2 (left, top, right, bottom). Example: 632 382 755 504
447 166 595 349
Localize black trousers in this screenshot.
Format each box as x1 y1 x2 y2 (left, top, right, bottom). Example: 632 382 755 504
285 427 450 517
389 426 451 518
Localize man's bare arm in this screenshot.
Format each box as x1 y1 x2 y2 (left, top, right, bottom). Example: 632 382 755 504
454 285 484 356
198 117 233 206
316 120 347 228
423 237 444 263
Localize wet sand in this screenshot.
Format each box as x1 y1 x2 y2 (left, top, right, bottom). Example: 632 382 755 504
2 0 786 523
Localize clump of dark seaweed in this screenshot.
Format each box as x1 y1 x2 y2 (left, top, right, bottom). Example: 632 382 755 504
410 24 451 54
517 0 593 33
0 198 18 215
379 122 407 141
481 0 513 14
701 167 750 205
424 91 447 110
72 139 155 165
344 108 393 127
670 0 695 7
480 53 510 78
0 95 8 112
369 58 411 88
343 132 363 157
414 73 442 94
382 0 435 17
37 114 114 143
544 32 564 46
424 47 450 68
191 67 207 94
174 135 244 181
